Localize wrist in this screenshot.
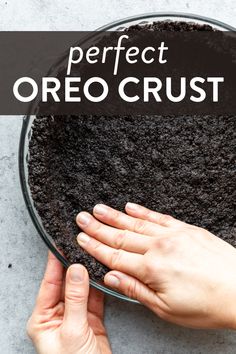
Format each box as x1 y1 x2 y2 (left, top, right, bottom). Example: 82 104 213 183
222 283 236 330
229 299 236 330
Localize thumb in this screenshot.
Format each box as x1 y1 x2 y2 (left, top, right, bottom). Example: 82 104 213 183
63 264 89 331
104 271 157 307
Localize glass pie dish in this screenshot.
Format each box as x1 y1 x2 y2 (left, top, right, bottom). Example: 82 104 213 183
19 12 235 303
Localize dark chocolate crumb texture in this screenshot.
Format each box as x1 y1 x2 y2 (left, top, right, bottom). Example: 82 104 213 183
28 22 236 281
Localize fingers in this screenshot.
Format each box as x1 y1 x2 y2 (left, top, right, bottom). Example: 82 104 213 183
92 204 166 236
88 287 104 320
125 202 185 228
36 252 64 312
104 271 174 324
63 264 89 331
76 212 151 254
87 288 107 336
104 271 157 307
77 233 145 281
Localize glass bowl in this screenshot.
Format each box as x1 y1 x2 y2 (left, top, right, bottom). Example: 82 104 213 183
18 12 235 303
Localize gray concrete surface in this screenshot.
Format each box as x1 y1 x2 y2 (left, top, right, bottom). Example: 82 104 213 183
0 1 236 353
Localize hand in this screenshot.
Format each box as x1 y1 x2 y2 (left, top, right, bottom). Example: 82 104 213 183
76 203 236 330
27 252 111 354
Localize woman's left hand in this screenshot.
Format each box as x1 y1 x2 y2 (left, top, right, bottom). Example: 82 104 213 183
27 252 111 354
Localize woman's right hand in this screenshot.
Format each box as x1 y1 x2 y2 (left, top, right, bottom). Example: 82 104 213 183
76 203 236 330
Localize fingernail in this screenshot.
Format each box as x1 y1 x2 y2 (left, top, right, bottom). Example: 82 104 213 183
77 232 90 245
106 274 120 288
77 212 91 226
126 202 139 210
70 264 85 282
94 204 108 215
